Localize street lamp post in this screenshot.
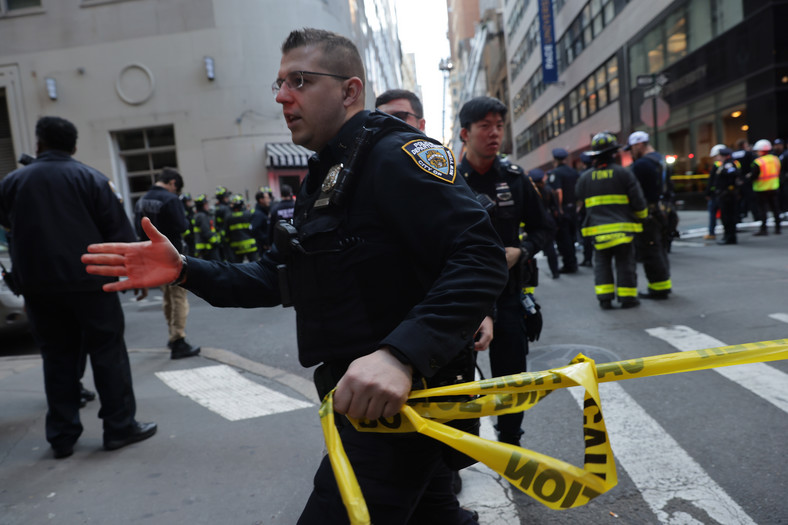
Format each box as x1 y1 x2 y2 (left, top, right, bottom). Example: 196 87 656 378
438 58 454 145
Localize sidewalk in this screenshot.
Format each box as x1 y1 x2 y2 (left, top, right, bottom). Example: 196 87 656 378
0 348 322 524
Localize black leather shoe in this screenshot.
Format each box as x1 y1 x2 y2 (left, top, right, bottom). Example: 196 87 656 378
170 338 201 359
620 298 641 309
104 421 157 451
639 291 669 300
559 266 578 274
52 445 74 459
460 507 479 522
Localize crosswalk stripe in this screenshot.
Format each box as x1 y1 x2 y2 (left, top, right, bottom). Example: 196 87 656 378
768 312 788 324
567 384 757 524
646 325 788 415
457 418 519 524
156 365 312 421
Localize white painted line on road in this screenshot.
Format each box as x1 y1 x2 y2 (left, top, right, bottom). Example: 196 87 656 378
568 384 757 525
156 365 312 421
646 325 788 415
457 417 519 524
768 312 788 324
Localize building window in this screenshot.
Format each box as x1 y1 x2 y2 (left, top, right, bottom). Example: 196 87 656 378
113 125 177 208
2 0 40 10
516 55 620 157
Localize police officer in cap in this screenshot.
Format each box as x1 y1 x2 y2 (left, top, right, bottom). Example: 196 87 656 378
83 27 507 524
547 147 580 273
710 145 741 245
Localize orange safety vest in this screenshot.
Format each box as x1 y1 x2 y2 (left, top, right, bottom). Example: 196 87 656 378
752 154 781 192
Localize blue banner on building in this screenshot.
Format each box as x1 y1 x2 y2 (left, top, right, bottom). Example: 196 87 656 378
538 0 558 84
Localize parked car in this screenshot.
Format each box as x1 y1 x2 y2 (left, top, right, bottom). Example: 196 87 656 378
0 229 29 334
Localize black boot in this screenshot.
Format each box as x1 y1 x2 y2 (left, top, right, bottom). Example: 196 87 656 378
169 338 201 359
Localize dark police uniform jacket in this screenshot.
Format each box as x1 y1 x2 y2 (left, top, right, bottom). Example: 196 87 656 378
182 110 508 381
0 150 136 294
459 155 548 294
135 185 189 253
547 163 580 208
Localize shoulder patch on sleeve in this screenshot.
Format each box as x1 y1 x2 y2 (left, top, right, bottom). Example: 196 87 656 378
401 140 456 183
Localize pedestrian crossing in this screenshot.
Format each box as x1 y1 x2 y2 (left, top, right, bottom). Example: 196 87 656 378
154 319 787 524
460 317 788 524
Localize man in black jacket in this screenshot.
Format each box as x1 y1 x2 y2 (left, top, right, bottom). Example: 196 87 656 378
135 168 200 359
83 28 506 524
458 96 549 447
0 116 156 458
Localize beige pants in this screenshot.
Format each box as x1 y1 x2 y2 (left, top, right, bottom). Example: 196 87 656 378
162 284 189 343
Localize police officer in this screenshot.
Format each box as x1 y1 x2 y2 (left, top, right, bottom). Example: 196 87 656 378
266 184 295 245
251 186 273 253
1 116 156 458
575 132 648 310
192 194 220 261
710 146 742 245
135 168 201 359
625 131 672 300
547 148 580 273
226 194 260 262
732 139 756 221
458 96 549 447
750 139 782 235
529 168 560 278
83 28 507 524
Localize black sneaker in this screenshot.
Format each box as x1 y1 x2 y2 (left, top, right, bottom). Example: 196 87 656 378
170 338 201 359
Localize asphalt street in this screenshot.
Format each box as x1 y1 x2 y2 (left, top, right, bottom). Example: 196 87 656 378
1 210 787 524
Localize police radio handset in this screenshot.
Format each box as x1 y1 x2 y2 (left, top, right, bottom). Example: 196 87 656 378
330 127 374 207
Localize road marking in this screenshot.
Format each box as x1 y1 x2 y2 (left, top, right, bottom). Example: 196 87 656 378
646 325 788 415
156 365 312 421
457 417 519 524
768 313 788 324
567 384 757 525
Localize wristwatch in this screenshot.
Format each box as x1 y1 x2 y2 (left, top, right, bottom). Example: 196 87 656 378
170 255 188 286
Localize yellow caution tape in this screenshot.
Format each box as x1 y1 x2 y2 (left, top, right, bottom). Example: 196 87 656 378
319 339 788 524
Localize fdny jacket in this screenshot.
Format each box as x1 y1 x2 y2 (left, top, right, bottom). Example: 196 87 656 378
181 110 508 379
0 151 136 294
575 161 648 250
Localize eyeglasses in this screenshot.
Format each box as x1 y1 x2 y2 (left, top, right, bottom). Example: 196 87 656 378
386 110 422 122
271 70 351 95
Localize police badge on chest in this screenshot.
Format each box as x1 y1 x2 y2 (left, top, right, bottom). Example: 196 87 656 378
495 182 514 206
314 163 343 208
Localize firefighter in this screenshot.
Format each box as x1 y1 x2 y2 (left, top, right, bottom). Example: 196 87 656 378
226 194 259 262
192 194 220 260
575 132 648 310
214 186 233 259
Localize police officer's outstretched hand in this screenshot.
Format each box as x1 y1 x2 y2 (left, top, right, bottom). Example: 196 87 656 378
333 347 413 421
82 217 181 292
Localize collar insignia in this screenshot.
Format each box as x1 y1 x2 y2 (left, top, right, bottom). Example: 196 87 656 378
402 140 456 183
